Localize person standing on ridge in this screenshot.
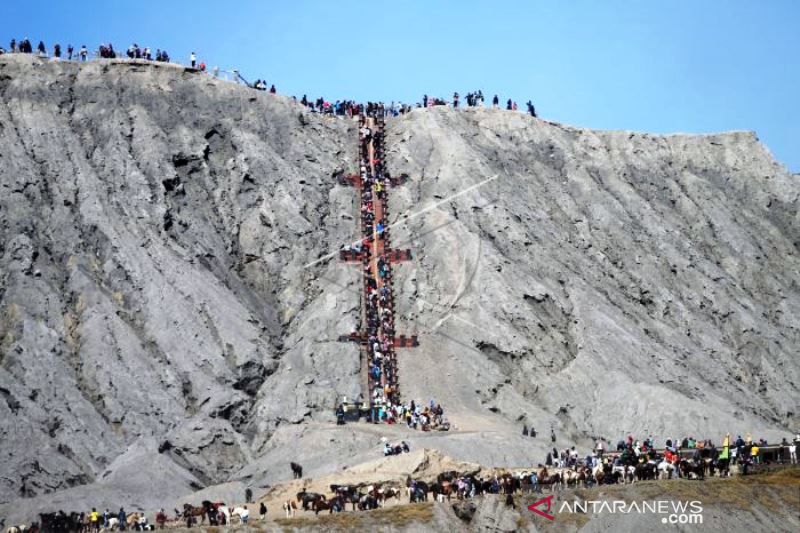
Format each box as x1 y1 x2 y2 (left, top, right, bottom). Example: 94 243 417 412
37 40 46 56
453 92 459 108
190 51 196 68
492 94 499 108
67 44 74 60
80 45 88 61
527 100 537 117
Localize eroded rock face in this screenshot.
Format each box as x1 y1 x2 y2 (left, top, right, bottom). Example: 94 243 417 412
386 108 799 444
0 55 359 504
0 54 797 512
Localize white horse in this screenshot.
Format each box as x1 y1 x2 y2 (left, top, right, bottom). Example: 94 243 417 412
107 518 119 530
216 505 231 524
658 460 676 479
283 501 297 518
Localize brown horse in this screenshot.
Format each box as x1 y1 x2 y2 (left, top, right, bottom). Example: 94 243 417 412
182 504 206 527
537 467 562 491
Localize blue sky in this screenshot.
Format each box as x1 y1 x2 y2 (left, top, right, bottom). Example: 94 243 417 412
3 0 798 170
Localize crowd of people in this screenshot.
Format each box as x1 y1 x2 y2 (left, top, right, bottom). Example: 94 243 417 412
538 433 800 478
2 38 174 64
356 105 401 412
1 37 540 120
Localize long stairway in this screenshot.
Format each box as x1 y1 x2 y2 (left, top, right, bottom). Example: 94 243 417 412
338 106 418 420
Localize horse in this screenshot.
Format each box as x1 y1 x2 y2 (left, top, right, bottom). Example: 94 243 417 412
378 487 402 505
575 466 589 487
282 501 297 518
635 461 657 481
561 469 579 488
357 493 379 511
537 468 562 492
711 458 730 477
312 496 344 515
182 503 206 527
296 491 325 511
290 462 303 479
679 460 705 480
591 464 605 485
657 460 675 479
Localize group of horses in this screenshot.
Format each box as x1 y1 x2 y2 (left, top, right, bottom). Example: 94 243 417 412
280 455 732 518
179 502 249 528
284 485 403 517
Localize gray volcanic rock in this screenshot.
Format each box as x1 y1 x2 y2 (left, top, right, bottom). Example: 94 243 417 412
0 53 798 518
386 108 799 445
0 54 358 506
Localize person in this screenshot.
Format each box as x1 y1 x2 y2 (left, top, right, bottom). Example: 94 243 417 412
384 442 392 456
527 100 537 117
90 508 99 532
80 45 88 61
530 426 537 438
423 94 428 107
155 509 167 529
10 38 16 52
259 502 267 521
550 427 556 443
189 52 196 68
492 95 499 108
596 438 605 457
751 442 760 464
269 84 276 94
103 509 110 529
118 508 127 531
240 506 249 524
53 44 61 59
453 92 459 108
790 437 797 464
67 44 73 60
522 424 528 436
245 487 253 503
37 40 46 56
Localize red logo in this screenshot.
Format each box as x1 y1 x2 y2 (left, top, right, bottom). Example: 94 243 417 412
528 495 555 520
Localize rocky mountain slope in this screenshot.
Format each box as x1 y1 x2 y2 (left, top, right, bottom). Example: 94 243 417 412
0 54 797 514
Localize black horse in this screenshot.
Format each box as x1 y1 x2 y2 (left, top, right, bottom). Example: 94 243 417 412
296 490 325 511
290 462 303 479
